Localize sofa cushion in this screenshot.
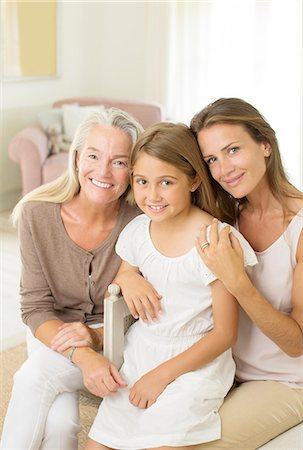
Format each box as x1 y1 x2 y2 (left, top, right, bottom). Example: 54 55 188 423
43 152 69 184
62 104 105 142
38 108 63 133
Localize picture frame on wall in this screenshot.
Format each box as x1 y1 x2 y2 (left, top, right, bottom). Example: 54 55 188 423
1 0 60 81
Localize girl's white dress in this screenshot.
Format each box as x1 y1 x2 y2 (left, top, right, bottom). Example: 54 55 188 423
89 214 257 449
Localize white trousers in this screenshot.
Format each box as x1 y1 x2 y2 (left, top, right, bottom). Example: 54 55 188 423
0 329 86 450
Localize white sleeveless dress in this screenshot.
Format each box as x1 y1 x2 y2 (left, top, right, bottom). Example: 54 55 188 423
89 214 257 449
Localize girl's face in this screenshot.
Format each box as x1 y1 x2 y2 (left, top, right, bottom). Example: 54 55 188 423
132 152 198 222
76 124 132 206
197 123 271 199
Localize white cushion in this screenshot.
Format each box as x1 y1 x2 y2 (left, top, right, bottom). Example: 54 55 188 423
62 104 105 142
258 422 303 449
38 108 63 132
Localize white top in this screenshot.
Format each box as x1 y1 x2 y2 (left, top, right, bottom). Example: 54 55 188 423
116 214 257 337
234 208 303 388
89 214 257 448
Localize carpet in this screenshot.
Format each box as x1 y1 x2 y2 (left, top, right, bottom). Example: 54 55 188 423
0 343 100 449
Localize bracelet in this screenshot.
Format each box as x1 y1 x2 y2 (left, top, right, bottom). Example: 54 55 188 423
68 345 77 364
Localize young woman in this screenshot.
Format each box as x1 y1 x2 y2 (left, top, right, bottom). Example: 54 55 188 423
190 97 303 449
85 123 257 449
0 109 143 450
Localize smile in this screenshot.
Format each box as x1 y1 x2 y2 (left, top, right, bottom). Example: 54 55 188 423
224 173 244 187
91 178 113 189
147 204 167 212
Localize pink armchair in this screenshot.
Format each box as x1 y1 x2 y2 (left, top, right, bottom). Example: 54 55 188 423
8 97 165 196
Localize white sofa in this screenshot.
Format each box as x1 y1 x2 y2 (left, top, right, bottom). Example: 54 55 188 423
259 422 302 449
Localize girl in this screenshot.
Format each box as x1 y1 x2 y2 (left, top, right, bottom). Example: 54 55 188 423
85 123 257 449
190 98 303 449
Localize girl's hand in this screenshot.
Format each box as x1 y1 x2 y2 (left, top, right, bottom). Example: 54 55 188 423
196 219 245 291
51 322 103 353
129 368 169 409
115 270 163 322
75 349 127 397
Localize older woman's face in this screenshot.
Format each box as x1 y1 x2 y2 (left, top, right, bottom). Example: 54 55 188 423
76 124 132 206
197 123 271 199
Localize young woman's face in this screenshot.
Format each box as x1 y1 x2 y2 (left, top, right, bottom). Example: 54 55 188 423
197 123 271 199
132 152 197 222
76 124 132 206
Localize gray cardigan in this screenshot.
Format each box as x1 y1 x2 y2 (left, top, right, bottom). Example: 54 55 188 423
19 200 139 334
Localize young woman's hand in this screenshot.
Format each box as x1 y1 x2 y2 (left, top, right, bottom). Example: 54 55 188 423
115 269 163 322
129 367 169 409
196 219 246 293
74 348 127 397
50 322 103 353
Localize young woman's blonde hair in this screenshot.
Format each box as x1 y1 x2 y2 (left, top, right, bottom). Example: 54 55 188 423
12 108 143 225
190 97 303 224
127 122 221 220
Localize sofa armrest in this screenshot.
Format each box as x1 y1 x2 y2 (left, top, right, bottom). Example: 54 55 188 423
8 125 49 195
103 284 137 369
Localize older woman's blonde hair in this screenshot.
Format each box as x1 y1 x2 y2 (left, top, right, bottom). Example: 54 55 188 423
128 122 221 220
190 97 303 224
12 108 143 225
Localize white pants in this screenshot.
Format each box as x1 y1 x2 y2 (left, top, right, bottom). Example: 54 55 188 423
0 329 86 450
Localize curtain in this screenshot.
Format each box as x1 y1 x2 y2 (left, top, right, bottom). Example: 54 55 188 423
145 0 302 189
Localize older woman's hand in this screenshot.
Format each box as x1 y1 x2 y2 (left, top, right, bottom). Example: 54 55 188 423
51 322 103 353
196 219 246 293
74 348 127 397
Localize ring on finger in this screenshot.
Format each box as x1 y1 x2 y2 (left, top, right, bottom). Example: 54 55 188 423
200 241 210 250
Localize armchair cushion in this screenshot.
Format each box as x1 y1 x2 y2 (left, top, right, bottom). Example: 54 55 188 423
62 104 105 141
43 152 69 185
38 108 64 133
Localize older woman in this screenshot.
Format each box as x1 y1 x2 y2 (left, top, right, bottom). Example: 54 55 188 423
0 108 143 450
190 98 303 449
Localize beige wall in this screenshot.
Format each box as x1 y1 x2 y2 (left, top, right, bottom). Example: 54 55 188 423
1 1 148 211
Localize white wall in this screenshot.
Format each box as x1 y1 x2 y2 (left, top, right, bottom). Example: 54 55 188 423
86 2 147 99
0 2 148 211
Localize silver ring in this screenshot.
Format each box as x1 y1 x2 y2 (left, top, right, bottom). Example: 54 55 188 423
200 241 210 250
